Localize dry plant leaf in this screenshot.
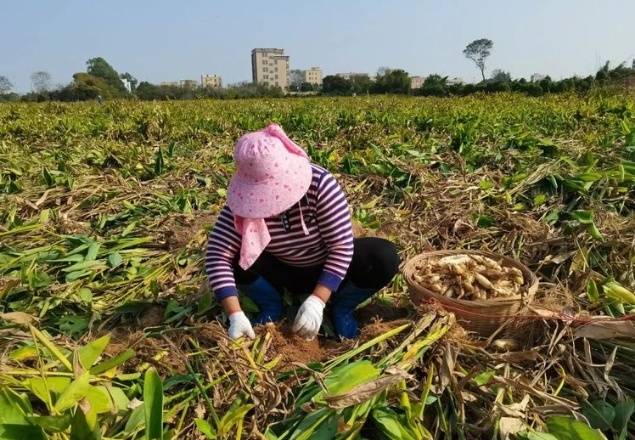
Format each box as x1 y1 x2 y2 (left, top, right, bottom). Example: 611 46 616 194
324 368 410 409
573 321 635 340
499 417 528 439
0 312 37 326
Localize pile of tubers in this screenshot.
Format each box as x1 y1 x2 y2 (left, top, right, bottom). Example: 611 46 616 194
413 254 525 300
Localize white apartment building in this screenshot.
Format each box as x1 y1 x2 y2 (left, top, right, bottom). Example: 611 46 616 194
252 48 289 89
201 74 222 88
303 67 323 85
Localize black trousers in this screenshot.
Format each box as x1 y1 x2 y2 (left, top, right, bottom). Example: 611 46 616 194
233 237 400 295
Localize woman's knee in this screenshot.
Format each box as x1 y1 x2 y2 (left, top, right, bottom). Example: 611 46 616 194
373 238 400 282
351 237 400 288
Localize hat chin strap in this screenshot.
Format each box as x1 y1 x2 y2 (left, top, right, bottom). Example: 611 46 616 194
298 201 309 236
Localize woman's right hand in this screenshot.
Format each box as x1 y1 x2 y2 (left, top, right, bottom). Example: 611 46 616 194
228 311 255 340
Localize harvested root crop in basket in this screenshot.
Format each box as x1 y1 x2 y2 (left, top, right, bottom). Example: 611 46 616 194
413 254 525 300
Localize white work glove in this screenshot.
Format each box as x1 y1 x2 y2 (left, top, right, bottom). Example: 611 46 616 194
292 295 325 340
228 311 255 340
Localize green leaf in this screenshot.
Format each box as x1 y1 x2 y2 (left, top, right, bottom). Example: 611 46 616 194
533 193 547 206
84 386 113 428
70 408 101 440
308 413 338 440
53 372 91 412
479 179 494 190
108 252 123 269
154 148 164 176
288 408 334 440
122 222 137 237
24 377 71 405
264 427 280 440
218 403 254 436
42 167 54 187
472 369 496 386
372 406 418 440
197 291 213 314
603 281 635 305
586 280 600 303
586 223 604 241
66 243 91 257
85 242 100 261
571 210 593 224
109 387 130 411
0 424 46 440
29 325 73 371
57 315 89 337
546 416 605 440
523 432 559 440
27 414 72 433
90 349 135 375
239 295 260 314
195 418 216 439
124 404 145 434
48 254 85 263
544 209 560 224
583 400 615 431
78 288 93 304
77 335 111 369
61 260 105 273
144 368 163 440
613 398 634 440
476 214 495 228
320 360 379 399
0 388 33 425
9 345 38 362
65 270 92 282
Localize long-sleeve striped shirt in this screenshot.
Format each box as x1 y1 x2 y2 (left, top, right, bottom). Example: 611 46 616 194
205 164 354 300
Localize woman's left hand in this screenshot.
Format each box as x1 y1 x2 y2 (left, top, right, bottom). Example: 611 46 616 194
292 295 325 340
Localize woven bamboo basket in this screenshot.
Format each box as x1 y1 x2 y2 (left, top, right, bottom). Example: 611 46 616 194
403 250 539 337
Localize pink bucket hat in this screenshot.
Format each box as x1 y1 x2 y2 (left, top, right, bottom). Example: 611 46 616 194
227 124 312 269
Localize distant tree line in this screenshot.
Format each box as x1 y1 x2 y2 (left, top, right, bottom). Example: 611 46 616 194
1 46 634 102
319 64 634 97
135 81 285 100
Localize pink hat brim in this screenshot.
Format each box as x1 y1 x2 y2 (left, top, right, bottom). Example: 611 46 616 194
227 155 312 218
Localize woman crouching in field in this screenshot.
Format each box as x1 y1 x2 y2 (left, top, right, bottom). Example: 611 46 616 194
205 124 399 340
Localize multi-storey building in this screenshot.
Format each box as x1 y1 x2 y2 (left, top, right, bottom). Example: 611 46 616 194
251 48 289 89
201 74 222 88
179 79 198 89
303 67 323 86
410 76 425 89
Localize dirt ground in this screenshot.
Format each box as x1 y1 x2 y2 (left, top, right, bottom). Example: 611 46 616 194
104 301 414 372
254 302 412 365
159 211 217 250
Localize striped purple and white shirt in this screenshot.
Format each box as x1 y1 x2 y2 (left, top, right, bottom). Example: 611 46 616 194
205 164 354 300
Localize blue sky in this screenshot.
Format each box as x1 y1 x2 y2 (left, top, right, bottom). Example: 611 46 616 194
3 0 635 92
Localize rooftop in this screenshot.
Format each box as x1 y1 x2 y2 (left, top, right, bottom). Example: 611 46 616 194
251 48 284 54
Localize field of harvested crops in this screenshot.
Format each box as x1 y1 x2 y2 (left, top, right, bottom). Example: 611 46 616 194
1 94 634 439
